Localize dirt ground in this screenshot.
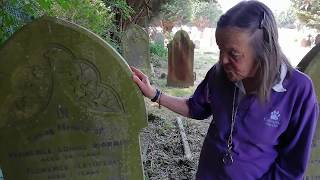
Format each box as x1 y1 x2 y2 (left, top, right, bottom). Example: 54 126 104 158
140 50 218 180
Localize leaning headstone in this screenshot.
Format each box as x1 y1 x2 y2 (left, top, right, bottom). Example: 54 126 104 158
122 24 151 75
297 44 320 180
152 32 165 46
167 30 195 87
0 16 147 180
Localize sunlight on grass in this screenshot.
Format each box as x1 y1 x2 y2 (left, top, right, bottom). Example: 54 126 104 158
164 87 195 97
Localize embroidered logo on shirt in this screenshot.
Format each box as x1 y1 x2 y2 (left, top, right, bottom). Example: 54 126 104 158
264 110 280 128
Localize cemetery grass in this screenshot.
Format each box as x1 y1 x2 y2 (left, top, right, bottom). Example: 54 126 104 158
140 50 218 180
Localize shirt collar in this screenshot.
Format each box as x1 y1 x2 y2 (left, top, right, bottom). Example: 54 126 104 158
235 63 288 95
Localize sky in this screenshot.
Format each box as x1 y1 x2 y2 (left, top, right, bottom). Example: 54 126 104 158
217 0 292 13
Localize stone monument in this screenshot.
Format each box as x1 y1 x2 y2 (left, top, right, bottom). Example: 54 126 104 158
152 32 165 46
0 168 3 180
122 24 151 75
167 30 195 87
297 44 320 180
0 16 147 180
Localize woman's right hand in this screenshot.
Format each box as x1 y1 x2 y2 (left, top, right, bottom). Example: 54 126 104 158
131 66 156 99
131 67 190 117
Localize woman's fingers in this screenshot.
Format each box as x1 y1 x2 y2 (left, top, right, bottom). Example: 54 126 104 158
132 75 145 88
131 66 156 98
130 66 147 80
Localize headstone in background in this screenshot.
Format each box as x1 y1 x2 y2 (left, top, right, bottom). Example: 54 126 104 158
315 34 320 45
122 24 151 75
0 168 3 180
0 16 147 180
194 40 200 49
297 44 320 180
167 30 195 87
152 32 165 46
301 35 312 47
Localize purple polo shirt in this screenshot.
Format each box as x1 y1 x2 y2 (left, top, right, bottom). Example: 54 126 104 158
188 64 319 180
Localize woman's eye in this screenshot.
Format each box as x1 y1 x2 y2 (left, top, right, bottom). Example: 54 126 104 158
230 51 240 60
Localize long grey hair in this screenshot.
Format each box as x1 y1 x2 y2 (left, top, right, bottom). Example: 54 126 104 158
216 0 293 102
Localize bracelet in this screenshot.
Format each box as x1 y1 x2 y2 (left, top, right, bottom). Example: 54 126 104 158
151 89 160 102
157 91 162 109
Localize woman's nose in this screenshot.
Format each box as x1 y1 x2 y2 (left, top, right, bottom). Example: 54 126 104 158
220 53 229 64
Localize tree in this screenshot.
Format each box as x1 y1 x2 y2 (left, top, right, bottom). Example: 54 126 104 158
0 0 112 45
291 0 320 31
192 0 223 30
275 8 296 28
159 0 193 31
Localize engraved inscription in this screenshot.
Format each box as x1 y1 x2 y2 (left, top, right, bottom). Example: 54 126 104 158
8 139 129 179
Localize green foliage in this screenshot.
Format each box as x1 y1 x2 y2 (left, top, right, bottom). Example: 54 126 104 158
291 0 320 30
47 0 111 37
103 0 134 51
0 0 110 44
150 41 167 59
104 0 134 21
158 0 222 28
160 0 193 24
0 0 134 51
191 0 223 27
275 9 296 28
0 0 40 44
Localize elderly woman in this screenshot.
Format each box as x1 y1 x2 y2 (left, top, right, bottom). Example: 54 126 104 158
132 1 319 179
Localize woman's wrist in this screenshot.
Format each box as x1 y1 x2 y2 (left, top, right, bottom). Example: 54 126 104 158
150 88 163 109
151 89 161 102
148 88 157 99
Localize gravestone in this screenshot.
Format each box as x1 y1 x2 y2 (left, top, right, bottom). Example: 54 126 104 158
152 32 164 46
194 40 200 49
0 16 147 180
167 30 195 87
315 34 320 45
122 24 151 75
297 44 320 180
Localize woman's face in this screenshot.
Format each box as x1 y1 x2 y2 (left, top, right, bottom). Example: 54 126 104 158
216 27 258 82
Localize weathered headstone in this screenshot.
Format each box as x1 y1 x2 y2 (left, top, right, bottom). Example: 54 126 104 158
122 24 151 75
297 44 320 180
0 16 147 180
167 30 195 87
194 40 200 49
315 34 320 45
152 32 165 46
0 168 3 180
301 36 312 47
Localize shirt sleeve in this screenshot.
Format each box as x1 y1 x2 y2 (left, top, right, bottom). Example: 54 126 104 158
187 67 214 120
260 81 319 180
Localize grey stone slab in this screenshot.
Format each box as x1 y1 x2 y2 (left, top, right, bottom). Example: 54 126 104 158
0 16 147 180
122 24 151 75
297 44 320 179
